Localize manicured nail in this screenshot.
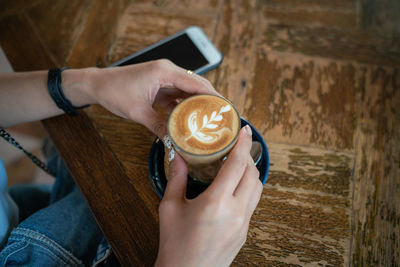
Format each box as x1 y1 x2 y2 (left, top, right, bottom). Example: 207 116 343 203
244 125 252 136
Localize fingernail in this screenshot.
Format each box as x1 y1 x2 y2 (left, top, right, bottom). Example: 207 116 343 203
244 125 252 136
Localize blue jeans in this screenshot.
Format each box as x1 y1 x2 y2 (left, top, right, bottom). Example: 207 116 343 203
0 147 118 266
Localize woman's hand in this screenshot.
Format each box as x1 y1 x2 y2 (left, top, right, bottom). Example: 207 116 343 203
1 59 215 129
84 59 218 137
155 126 263 267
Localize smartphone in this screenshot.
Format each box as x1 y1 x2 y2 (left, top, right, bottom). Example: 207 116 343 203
110 26 223 75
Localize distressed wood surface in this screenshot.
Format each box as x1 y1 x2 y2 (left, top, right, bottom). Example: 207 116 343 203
237 143 353 266
105 1 220 66
351 66 400 266
0 0 399 266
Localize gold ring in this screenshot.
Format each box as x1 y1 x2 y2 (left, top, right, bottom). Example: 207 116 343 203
186 70 194 75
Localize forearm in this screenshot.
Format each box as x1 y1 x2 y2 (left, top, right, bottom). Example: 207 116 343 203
0 68 95 128
0 60 218 137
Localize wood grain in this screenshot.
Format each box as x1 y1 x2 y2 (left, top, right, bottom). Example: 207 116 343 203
0 2 160 265
1 0 399 266
258 1 400 67
234 142 353 266
0 0 45 20
263 0 356 10
359 0 400 36
67 0 130 68
86 105 155 166
351 66 400 266
206 0 259 113
105 2 219 65
262 4 357 30
259 23 400 68
0 13 56 71
245 51 357 151
42 113 159 266
25 0 96 66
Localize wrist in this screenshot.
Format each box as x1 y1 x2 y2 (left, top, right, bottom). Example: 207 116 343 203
61 67 98 107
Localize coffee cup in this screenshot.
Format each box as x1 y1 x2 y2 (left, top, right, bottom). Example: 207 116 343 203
167 94 241 183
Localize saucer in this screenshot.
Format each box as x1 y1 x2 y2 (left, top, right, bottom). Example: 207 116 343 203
148 118 269 199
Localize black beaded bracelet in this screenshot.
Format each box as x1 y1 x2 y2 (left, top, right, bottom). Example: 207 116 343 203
48 68 89 116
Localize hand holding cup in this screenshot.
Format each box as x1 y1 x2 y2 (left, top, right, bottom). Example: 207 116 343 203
156 125 263 267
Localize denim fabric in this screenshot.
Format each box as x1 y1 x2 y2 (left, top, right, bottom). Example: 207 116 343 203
0 147 110 266
92 238 120 267
7 184 51 222
0 159 19 248
0 227 85 267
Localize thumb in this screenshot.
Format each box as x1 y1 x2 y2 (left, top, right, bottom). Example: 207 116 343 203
163 152 188 201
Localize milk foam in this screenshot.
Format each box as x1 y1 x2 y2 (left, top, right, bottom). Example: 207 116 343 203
168 95 240 155
185 104 231 143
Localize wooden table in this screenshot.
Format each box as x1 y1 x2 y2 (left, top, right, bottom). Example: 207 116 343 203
1 1 399 266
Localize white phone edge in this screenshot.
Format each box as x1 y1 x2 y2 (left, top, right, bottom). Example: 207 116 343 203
184 26 223 74
109 26 223 74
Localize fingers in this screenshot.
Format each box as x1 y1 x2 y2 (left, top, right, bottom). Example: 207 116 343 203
247 181 263 218
158 60 221 97
142 60 221 137
229 154 263 222
163 152 188 201
209 125 253 195
234 156 262 203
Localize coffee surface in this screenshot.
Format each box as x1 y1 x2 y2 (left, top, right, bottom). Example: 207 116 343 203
168 95 240 154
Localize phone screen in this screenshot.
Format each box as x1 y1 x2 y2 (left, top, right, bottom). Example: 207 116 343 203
117 34 209 70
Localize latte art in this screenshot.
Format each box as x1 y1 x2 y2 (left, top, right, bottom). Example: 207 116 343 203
185 105 232 143
168 95 240 155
